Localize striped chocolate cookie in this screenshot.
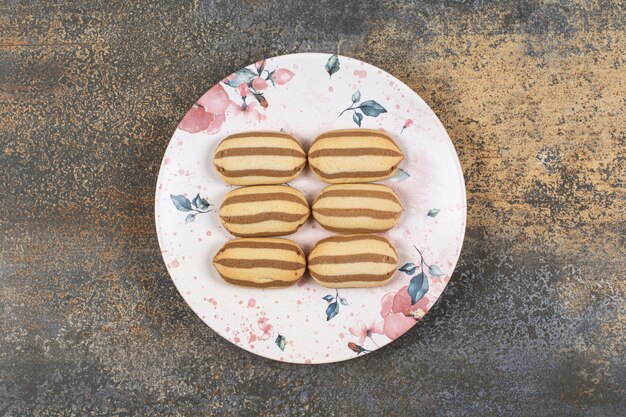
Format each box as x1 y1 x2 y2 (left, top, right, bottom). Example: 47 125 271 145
219 185 310 237
214 131 306 185
312 184 402 234
307 234 398 288
308 129 404 183
213 238 306 288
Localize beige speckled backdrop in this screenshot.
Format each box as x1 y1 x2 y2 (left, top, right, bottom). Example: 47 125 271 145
0 1 624 415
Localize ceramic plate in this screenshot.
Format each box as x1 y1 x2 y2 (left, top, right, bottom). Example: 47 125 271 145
155 53 466 364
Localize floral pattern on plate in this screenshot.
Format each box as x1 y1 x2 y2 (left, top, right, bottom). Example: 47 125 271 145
155 53 466 364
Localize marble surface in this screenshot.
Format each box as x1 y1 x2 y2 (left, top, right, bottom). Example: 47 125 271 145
0 1 623 415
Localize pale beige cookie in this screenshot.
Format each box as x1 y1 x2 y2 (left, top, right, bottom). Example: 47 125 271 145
312 184 402 234
307 129 404 183
213 131 306 185
219 185 310 237
213 238 306 288
307 234 398 288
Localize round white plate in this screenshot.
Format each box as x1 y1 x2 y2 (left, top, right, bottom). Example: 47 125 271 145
155 53 466 364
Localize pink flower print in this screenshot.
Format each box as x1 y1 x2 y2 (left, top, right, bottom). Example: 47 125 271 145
179 83 230 134
178 106 212 134
238 82 249 97
349 320 384 346
229 100 267 123
380 286 428 340
382 312 415 340
271 68 295 85
252 77 268 91
401 118 413 133
196 83 230 114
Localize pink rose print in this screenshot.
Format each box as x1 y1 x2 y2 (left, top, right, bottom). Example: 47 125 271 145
271 68 295 85
380 287 429 340
229 101 267 123
349 319 383 346
238 83 249 97
178 83 230 134
252 77 268 91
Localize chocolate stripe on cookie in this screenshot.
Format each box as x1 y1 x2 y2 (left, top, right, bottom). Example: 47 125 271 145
311 225 393 234
226 230 301 238
222 212 306 224
309 166 399 180
315 234 390 244
317 189 399 202
221 276 295 288
313 208 398 219
308 272 393 283
308 253 396 265
314 130 398 145
214 258 305 270
222 192 308 207
223 240 301 253
221 131 301 144
216 163 306 178
308 148 403 158
215 147 306 159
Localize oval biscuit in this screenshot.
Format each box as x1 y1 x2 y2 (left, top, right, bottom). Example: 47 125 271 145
308 129 404 183
308 234 398 288
214 131 306 185
219 185 310 237
312 184 402 234
213 238 306 288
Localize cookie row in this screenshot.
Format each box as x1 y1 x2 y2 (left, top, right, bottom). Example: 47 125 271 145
219 183 402 236
213 235 398 289
214 129 404 185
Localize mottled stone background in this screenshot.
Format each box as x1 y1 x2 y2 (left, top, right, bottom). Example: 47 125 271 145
0 0 624 415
